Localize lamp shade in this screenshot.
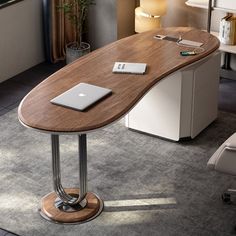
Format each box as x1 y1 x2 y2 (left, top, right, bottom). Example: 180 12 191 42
140 0 167 16
135 7 161 33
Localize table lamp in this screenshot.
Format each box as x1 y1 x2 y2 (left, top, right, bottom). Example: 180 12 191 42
135 0 167 33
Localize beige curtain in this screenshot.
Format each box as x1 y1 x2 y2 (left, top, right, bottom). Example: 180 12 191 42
44 0 76 63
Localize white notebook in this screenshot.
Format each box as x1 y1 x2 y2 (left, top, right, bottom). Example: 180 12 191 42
112 62 147 74
50 83 112 111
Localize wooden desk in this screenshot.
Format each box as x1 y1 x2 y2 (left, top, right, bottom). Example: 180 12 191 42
18 27 219 224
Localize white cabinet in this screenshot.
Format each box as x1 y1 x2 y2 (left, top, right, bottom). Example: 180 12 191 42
125 52 221 141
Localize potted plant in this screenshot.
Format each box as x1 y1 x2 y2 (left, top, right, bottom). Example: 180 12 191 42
60 0 95 64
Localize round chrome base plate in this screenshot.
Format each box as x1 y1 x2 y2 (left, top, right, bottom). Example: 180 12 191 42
39 189 103 224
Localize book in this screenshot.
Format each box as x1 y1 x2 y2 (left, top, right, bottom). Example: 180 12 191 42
112 62 147 75
219 14 236 45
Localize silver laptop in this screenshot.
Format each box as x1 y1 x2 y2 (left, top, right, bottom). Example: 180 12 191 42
50 83 112 111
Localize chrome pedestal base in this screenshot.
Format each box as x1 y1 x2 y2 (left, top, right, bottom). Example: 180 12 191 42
39 134 103 224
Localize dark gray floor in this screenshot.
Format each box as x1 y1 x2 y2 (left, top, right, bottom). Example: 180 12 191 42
0 61 65 116
219 78 236 113
0 228 19 236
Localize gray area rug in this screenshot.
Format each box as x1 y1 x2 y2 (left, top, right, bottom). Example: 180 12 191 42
1 109 236 236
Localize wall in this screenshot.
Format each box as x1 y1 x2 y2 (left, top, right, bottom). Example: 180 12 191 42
0 0 230 83
88 0 136 50
0 0 44 83
186 5 225 31
117 0 136 39
135 0 225 30
162 0 189 27
87 0 117 50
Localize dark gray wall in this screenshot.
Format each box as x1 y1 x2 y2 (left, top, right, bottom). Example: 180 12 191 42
88 0 136 50
88 0 117 50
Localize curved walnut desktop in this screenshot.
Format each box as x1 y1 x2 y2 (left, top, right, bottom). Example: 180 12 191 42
18 27 219 224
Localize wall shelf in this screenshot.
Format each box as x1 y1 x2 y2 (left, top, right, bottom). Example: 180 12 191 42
185 0 236 13
210 31 236 54
185 1 208 9
185 0 236 53
186 1 236 13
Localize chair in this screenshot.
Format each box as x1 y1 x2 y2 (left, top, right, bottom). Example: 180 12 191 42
207 133 236 203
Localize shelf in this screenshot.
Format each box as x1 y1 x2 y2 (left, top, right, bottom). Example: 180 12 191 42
186 1 236 54
210 31 236 54
213 7 236 14
185 1 236 13
186 0 236 80
185 1 208 9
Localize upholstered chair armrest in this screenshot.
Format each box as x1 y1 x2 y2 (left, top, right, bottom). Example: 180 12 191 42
207 133 236 176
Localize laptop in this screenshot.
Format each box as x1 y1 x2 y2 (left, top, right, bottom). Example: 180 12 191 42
50 83 112 111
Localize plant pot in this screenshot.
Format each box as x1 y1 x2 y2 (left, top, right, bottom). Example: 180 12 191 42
66 42 90 64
